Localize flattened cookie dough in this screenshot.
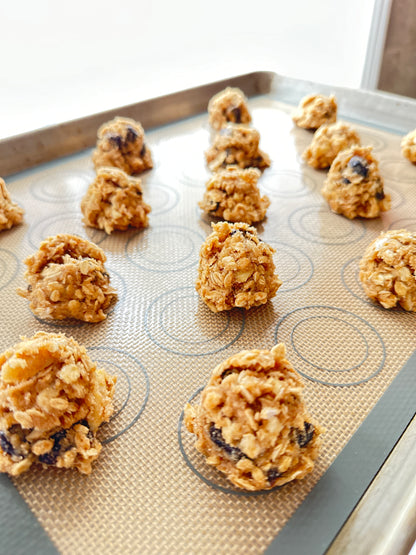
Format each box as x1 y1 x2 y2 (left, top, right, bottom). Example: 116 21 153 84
199 166 270 224
0 331 116 476
359 229 416 311
184 343 322 491
18 234 117 322
81 167 151 234
0 177 24 232
292 94 337 130
401 129 416 163
92 117 153 175
303 122 361 169
322 145 391 219
205 124 271 172
196 222 281 312
208 87 252 131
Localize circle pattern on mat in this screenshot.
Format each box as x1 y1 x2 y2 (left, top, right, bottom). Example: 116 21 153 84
143 181 180 216
384 185 405 209
265 241 314 292
289 205 366 245
274 305 385 386
379 158 416 184
389 218 416 232
178 388 278 496
261 169 317 198
126 225 204 273
28 212 106 249
0 249 19 291
90 347 149 443
30 170 93 203
359 130 386 152
145 287 245 356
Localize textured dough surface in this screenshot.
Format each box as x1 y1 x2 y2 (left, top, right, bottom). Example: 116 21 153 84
205 124 270 172
322 145 391 219
92 117 153 175
199 166 270 224
184 343 322 491
292 94 337 130
208 87 252 131
303 122 361 169
401 129 416 163
359 229 416 311
196 221 281 312
0 332 116 476
0 177 24 231
81 166 151 234
18 234 117 322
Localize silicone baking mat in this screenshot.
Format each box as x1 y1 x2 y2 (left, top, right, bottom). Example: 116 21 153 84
0 81 415 554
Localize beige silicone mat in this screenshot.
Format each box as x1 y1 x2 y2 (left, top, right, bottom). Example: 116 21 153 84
1 90 416 554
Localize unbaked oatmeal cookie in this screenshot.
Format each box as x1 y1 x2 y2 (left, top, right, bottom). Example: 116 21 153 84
196 222 281 312
205 124 270 172
92 116 153 175
292 94 337 130
359 229 416 311
322 145 391 219
184 343 322 491
0 331 116 476
208 87 252 131
81 166 151 234
199 166 270 224
0 177 24 232
18 234 117 322
303 122 361 169
401 129 416 163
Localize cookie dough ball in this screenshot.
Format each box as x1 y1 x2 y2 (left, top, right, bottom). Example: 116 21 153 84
0 332 116 476
401 129 416 163
18 234 117 322
208 87 252 131
359 229 416 311
81 167 151 234
184 343 322 491
92 117 153 175
292 94 337 130
196 222 281 312
0 177 24 232
322 146 391 219
199 166 270 224
205 124 271 173
303 122 361 169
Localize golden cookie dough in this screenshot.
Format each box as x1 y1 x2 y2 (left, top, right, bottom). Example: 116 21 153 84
401 129 416 163
18 234 117 322
198 166 270 224
322 145 391 219
292 94 337 130
92 116 153 175
81 166 151 234
205 124 271 173
0 177 24 232
0 332 116 476
208 87 252 131
303 122 361 169
184 343 322 491
196 222 281 312
359 229 416 311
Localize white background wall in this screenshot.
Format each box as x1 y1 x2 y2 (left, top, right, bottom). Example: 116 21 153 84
0 0 376 138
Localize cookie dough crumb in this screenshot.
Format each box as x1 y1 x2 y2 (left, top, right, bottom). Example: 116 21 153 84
401 129 416 163
322 145 391 219
205 124 271 172
0 177 24 231
17 234 117 322
359 229 416 311
184 343 322 491
208 87 252 131
81 167 151 234
303 122 361 169
199 166 270 224
0 331 116 476
196 221 281 312
92 117 153 175
292 94 337 130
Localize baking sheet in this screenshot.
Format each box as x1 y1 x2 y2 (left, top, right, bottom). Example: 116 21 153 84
0 73 415 554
